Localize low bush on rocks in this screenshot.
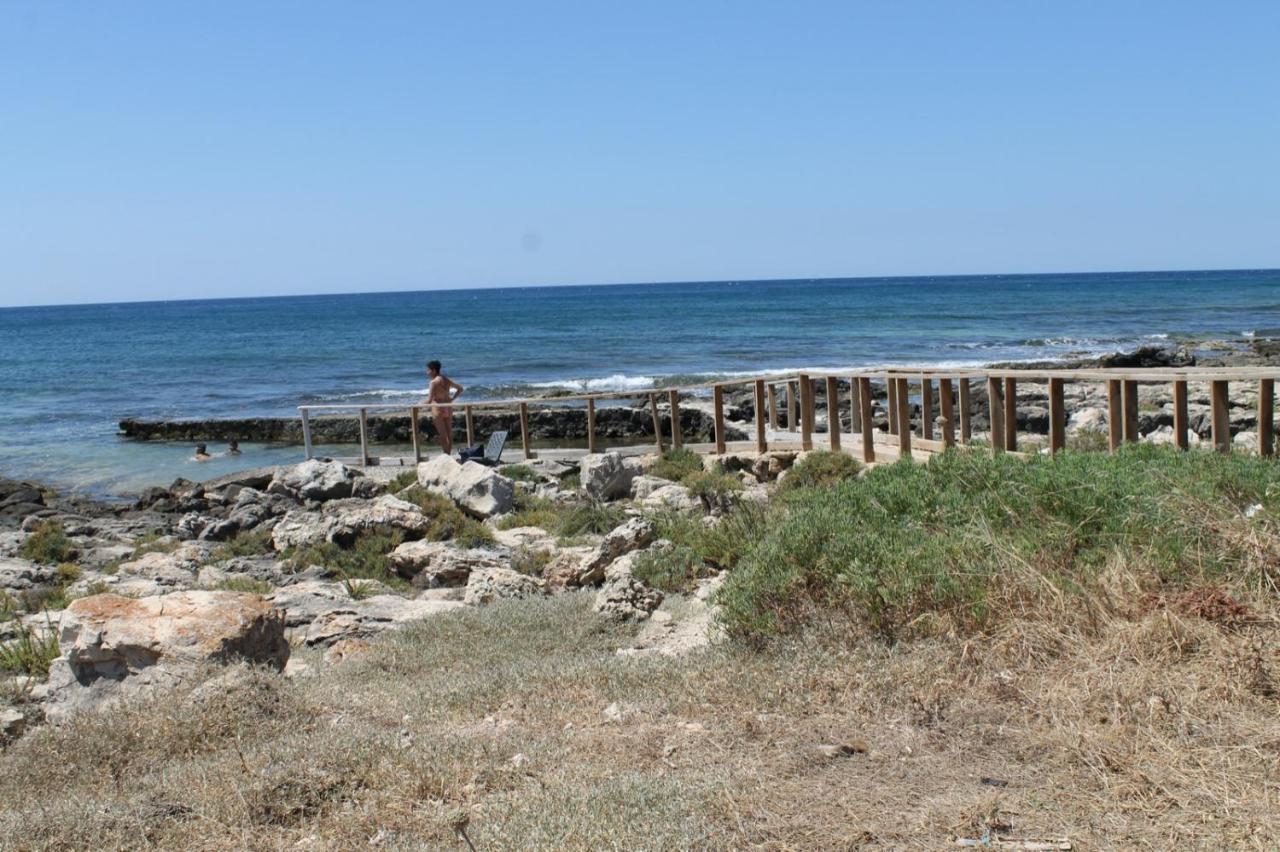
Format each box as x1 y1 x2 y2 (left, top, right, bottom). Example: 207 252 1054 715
287 528 410 590
680 468 742 513
719 445 1280 642
387 470 418 492
650 501 772 572
17 521 74 564
397 487 494 548
498 494 627 543
210 529 275 560
777 451 861 493
499 464 540 483
212 576 273 595
650 448 704 483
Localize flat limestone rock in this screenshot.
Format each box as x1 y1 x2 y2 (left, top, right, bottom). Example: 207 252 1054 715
45 591 289 721
416 456 514 518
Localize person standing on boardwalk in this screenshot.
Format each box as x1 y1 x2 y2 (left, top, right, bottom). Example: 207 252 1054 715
424 360 465 455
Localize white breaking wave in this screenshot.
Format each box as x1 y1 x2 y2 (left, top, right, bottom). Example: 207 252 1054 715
528 374 658 392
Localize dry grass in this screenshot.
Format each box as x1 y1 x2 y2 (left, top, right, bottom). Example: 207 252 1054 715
1 583 1277 850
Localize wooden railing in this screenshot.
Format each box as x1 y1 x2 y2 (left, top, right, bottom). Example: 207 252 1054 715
297 366 1278 466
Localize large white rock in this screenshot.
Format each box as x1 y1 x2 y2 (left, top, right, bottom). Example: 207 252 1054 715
272 495 431 551
417 456 514 518
272 459 356 502
45 591 289 720
639 484 699 513
463 566 546 606
579 452 641 501
388 540 507 587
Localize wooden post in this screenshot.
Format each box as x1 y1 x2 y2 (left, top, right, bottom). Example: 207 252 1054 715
987 377 1005 454
301 408 314 460
1123 380 1139 444
1003 377 1017 452
358 408 370 465
648 393 664 453
799 374 814 451
1048 378 1065 454
857 377 875 463
753 380 768 453
519 402 532 459
1173 380 1189 451
668 389 682 450
1260 379 1275 458
767 384 778 431
939 378 955 448
958 378 972 443
409 406 421 463
464 405 475 449
786 381 797 432
895 377 912 458
1210 380 1230 454
849 377 861 434
825 376 841 451
586 398 598 453
1107 380 1122 453
713 385 727 454
887 376 899 435
920 378 934 440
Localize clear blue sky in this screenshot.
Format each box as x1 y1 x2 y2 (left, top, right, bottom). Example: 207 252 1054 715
3 2 1278 306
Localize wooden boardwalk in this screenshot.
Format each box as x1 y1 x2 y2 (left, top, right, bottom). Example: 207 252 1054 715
297 366 1279 467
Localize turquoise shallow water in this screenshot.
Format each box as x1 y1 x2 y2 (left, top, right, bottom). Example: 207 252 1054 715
1 269 1277 496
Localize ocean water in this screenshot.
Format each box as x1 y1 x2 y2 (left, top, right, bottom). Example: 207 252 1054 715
1 269 1278 496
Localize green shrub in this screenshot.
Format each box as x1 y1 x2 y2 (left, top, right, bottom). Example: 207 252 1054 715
342 577 378 600
0 619 60 677
554 500 626 539
387 470 418 492
500 464 540 483
560 472 581 491
213 576 273 595
18 521 74 564
650 448 704 483
397 486 494 548
209 529 275 560
1067 429 1110 453
778 451 861 493
23 586 71 613
497 492 561 531
287 528 409 589
681 468 743 513
650 500 773 571
631 545 708 594
718 446 1280 643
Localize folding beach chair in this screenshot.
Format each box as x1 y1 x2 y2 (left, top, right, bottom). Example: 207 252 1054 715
460 430 507 466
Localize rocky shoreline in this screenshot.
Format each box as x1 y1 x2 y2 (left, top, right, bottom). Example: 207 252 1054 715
117 339 1280 450
0 447 765 740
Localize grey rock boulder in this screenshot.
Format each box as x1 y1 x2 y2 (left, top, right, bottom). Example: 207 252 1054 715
266 580 463 646
0 557 57 592
573 517 657 587
464 566 546 606
271 495 431 551
579 452 641 501
594 574 664 621
272 459 357 502
388 540 507 587
416 456 514 519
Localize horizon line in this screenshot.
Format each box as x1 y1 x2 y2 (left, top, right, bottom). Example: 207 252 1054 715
1 265 1276 311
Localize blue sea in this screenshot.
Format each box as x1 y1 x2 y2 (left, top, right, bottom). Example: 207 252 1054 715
2 270 1278 497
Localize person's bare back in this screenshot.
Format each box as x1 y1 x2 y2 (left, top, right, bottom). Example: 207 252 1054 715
423 360 464 454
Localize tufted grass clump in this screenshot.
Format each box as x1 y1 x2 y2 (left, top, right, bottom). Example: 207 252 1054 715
650 448 704 483
719 445 1280 643
213 576 273 595
387 470 418 492
17 521 74 565
649 500 773 572
631 544 708 593
680 468 742 513
0 617 60 677
499 464 540 483
209 529 275 560
498 494 626 543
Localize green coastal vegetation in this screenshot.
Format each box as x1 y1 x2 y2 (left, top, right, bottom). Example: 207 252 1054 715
2 443 1276 847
